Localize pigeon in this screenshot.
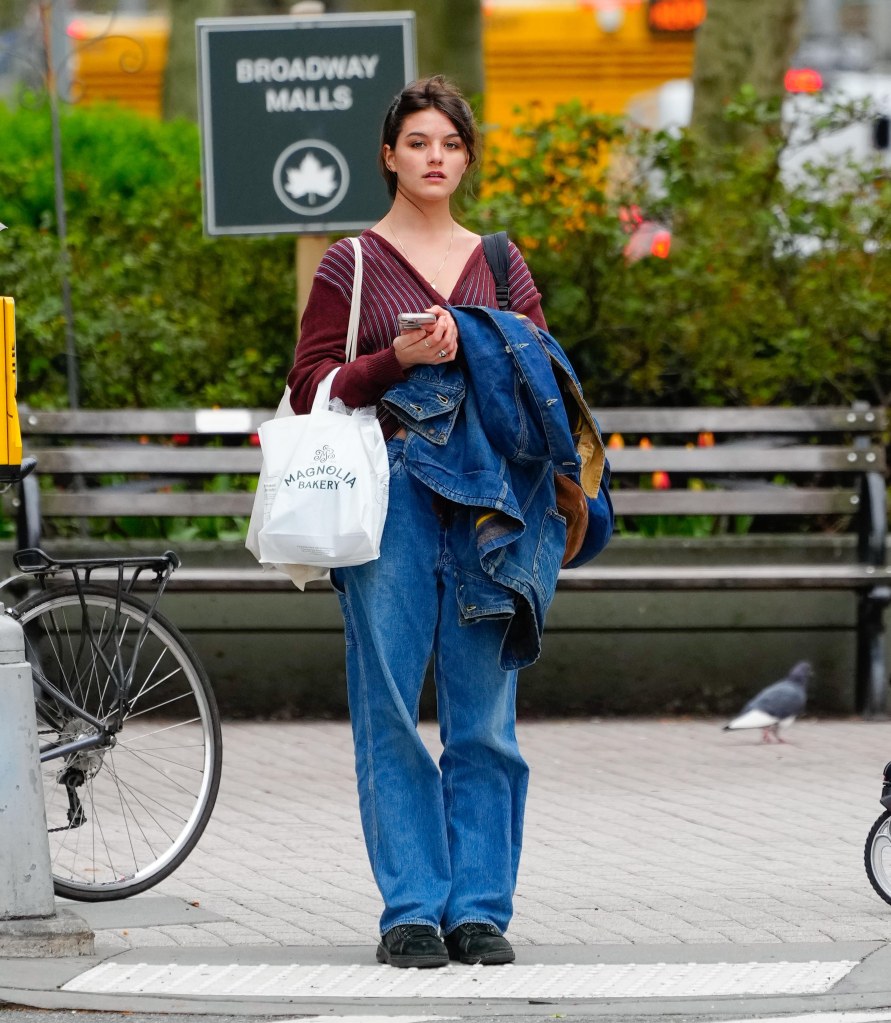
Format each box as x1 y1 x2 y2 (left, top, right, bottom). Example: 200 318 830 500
722 661 812 743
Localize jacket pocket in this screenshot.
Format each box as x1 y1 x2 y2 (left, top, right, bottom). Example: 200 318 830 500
533 506 567 598
455 569 515 624
382 372 465 446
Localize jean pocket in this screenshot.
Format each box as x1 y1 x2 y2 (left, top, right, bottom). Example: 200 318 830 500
386 436 406 477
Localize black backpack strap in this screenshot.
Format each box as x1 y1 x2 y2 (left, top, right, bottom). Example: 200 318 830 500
481 231 511 311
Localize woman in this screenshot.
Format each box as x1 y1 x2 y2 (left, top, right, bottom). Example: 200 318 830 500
287 76 547 970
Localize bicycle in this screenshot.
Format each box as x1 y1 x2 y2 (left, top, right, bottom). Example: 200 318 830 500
5 545 222 903
864 760 891 906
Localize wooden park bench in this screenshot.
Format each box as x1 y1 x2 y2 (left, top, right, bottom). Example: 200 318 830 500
5 403 890 716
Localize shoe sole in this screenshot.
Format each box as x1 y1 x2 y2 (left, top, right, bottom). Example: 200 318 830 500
447 949 516 966
376 944 448 969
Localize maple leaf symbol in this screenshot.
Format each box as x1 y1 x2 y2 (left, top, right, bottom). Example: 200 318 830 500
284 153 338 205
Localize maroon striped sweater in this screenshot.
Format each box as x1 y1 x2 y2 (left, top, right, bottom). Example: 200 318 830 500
287 228 546 437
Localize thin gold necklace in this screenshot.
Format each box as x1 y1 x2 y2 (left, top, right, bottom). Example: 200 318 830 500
388 221 455 289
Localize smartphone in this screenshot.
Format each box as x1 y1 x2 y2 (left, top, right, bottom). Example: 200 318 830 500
397 312 437 332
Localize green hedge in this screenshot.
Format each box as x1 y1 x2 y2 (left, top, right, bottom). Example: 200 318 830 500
1 103 295 410
467 95 891 409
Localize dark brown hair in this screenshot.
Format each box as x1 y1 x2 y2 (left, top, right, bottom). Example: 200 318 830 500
379 75 479 199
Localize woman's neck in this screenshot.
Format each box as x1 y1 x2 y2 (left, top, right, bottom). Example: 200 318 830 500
374 196 465 292
379 194 455 238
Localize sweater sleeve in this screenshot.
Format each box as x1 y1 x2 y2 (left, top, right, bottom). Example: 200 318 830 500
287 248 406 415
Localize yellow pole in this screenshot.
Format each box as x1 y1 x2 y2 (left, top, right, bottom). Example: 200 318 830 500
295 234 330 343
0 298 23 475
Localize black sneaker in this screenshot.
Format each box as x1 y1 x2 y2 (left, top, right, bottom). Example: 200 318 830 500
444 922 515 965
376 924 449 969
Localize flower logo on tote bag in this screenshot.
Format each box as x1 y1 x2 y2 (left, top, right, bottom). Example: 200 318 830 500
315 444 335 463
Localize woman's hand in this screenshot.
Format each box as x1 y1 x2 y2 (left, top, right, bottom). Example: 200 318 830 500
392 306 459 369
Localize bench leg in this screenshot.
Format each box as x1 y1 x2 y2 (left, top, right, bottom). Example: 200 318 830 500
857 588 891 719
16 473 41 551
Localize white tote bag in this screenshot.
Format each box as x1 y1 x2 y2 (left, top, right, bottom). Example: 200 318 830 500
245 386 325 590
255 368 389 568
246 236 387 587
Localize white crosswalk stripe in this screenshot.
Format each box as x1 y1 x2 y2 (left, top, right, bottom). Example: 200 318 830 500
61 959 857 999
720 1013 891 1023
275 1017 459 1023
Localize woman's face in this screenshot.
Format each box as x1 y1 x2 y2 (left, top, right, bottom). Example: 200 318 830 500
383 108 470 204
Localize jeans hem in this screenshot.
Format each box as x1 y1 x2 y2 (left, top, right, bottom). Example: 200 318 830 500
383 917 441 936
442 917 502 936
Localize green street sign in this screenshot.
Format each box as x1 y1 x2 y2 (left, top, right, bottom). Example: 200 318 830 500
197 14 416 236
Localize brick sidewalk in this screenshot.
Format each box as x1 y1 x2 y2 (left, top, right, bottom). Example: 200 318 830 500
93 718 891 952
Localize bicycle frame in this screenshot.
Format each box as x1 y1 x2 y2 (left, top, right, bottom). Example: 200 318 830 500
3 547 180 766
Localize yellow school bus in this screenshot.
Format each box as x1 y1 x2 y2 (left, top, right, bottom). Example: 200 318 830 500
66 2 699 131
66 13 169 118
482 1 698 143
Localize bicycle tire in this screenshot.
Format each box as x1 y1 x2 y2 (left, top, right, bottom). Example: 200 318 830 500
865 810 891 908
10 584 222 901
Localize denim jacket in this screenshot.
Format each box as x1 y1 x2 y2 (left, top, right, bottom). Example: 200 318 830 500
382 306 609 670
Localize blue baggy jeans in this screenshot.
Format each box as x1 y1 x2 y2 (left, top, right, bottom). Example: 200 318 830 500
332 437 529 937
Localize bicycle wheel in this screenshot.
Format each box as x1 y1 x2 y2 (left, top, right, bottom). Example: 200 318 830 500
865 810 891 907
11 584 222 901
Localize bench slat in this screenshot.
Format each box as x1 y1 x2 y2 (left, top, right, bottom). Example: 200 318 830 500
25 443 886 477
31 447 263 474
21 406 887 436
21 409 271 435
37 493 256 517
612 489 860 515
597 407 887 434
608 446 885 473
559 563 891 590
25 487 865 519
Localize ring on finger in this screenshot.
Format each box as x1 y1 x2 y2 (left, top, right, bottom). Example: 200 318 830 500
439 349 447 359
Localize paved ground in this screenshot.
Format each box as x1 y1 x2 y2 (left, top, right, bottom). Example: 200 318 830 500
5 716 891 1017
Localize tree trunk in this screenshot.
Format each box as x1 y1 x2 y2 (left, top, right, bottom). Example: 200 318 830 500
691 0 806 146
163 0 228 121
0 0 30 30
325 0 483 97
438 0 483 100
163 0 292 121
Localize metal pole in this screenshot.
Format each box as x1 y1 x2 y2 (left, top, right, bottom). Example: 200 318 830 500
871 0 891 70
0 615 54 921
39 0 80 410
808 0 840 36
292 2 329 344
0 611 93 955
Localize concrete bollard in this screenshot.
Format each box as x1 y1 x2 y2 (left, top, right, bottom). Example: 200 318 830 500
0 609 93 956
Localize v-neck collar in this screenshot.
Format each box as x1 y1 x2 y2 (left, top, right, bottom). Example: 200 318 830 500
365 229 483 303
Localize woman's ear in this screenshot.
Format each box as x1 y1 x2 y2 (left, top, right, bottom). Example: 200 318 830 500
383 145 396 172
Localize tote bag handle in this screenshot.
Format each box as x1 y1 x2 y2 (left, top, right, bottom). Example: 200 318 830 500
345 236 363 363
